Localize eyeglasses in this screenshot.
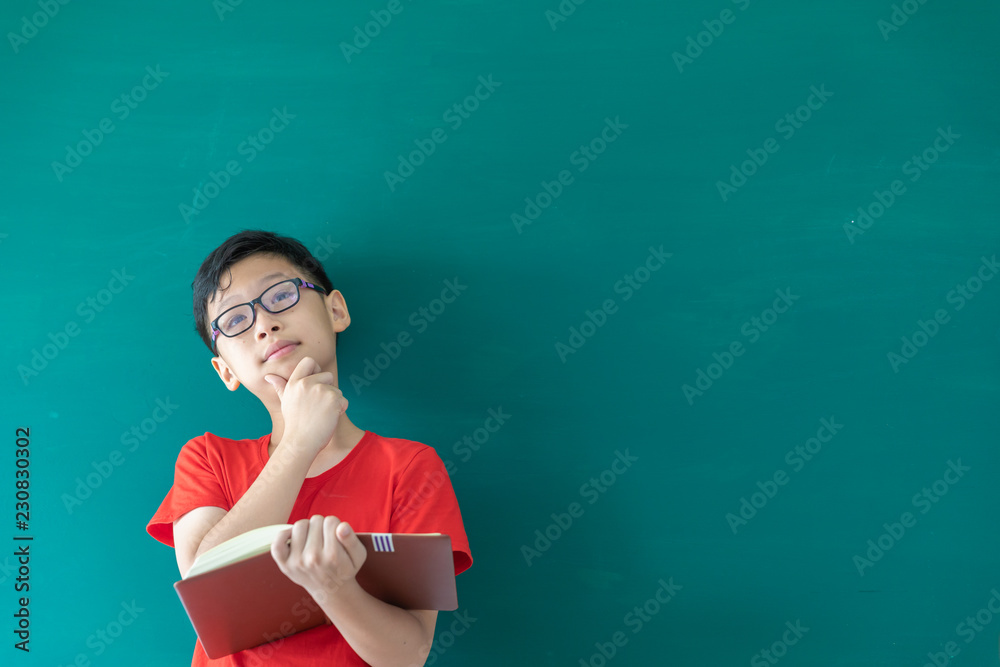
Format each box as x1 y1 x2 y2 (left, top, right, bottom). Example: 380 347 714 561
210 278 328 350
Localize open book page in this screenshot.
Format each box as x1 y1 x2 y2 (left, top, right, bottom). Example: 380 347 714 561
185 524 292 578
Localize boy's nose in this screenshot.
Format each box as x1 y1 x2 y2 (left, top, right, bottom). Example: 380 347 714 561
253 307 282 337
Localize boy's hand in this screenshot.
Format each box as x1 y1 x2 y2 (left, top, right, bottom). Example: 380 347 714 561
264 356 348 458
271 515 367 602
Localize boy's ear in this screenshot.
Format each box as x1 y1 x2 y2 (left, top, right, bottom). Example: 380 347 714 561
326 289 351 332
211 355 241 391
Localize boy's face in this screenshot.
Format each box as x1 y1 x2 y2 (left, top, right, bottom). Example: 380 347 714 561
207 253 348 398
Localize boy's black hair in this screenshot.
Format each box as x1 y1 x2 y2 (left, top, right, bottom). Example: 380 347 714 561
192 230 336 353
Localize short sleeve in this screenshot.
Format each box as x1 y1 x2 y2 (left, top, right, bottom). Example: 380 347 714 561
146 435 233 548
391 447 472 576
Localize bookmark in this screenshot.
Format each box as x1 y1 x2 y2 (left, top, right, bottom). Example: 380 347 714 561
372 534 395 553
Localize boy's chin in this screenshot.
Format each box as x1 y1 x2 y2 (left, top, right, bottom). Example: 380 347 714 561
261 352 300 373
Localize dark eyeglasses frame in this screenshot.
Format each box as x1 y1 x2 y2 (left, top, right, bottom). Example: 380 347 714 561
210 277 328 352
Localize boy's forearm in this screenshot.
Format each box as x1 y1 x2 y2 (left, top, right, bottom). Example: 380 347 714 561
194 443 312 558
316 578 433 667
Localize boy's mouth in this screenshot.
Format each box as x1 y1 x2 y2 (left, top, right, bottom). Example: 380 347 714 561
263 340 297 361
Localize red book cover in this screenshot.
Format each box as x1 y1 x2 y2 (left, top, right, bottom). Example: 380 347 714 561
173 532 457 659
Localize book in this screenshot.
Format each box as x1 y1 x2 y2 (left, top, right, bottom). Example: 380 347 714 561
173 525 458 659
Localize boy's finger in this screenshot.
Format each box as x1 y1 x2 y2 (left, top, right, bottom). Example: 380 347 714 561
304 514 325 554
335 522 366 571
287 518 311 557
270 527 293 565
311 371 335 386
305 357 322 377
287 356 319 385
322 516 342 560
264 374 287 398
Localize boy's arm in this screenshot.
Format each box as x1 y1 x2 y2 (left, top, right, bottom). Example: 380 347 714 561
174 356 348 576
322 584 437 667
271 515 438 667
172 438 314 576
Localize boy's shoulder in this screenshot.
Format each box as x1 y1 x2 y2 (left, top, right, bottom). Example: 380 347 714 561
182 430 267 451
340 431 454 481
174 431 268 468
356 430 443 465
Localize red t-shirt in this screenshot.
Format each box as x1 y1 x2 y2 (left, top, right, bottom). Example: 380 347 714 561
147 429 472 666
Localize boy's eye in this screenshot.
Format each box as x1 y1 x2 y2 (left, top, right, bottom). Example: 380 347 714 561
224 312 246 331
269 287 296 305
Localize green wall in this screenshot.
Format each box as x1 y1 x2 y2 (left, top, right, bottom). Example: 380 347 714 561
3 0 999 665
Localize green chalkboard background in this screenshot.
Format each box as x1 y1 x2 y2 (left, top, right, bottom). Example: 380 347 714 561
3 0 999 665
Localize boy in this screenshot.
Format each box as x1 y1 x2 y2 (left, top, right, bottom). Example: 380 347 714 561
147 230 472 666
